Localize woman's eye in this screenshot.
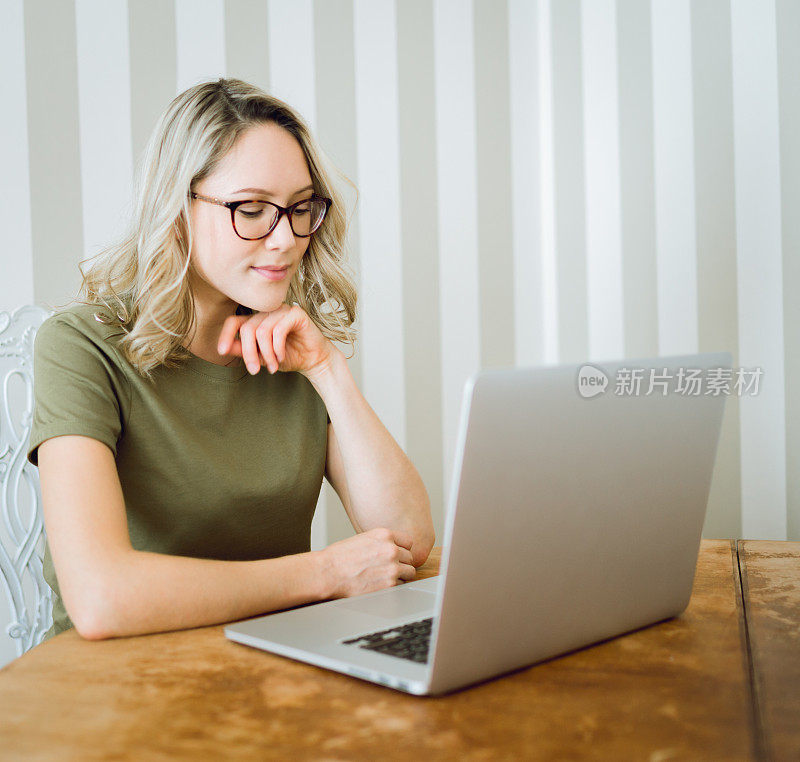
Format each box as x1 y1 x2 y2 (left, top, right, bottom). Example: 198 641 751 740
238 204 267 218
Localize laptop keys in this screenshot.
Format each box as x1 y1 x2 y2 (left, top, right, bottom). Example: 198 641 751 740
342 616 434 664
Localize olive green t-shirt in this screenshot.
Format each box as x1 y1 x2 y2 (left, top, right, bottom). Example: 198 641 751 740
26 301 330 641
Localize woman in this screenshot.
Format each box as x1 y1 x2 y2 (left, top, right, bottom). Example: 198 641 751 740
27 78 434 642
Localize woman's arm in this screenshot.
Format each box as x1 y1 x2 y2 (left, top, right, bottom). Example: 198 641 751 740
37 435 413 640
87 547 328 640
307 350 436 567
217 303 436 567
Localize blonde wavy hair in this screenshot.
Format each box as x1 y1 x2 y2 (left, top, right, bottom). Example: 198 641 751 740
65 77 358 381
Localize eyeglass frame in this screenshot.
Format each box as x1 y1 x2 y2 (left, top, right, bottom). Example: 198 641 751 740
189 190 332 240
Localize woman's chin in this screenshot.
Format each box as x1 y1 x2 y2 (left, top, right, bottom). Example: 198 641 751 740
238 294 288 315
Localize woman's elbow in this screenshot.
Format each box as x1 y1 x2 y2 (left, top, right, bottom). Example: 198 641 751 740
69 588 117 641
73 610 112 641
411 529 436 567
75 622 111 641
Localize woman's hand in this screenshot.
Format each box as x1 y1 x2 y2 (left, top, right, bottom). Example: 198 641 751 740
217 303 339 380
319 527 417 599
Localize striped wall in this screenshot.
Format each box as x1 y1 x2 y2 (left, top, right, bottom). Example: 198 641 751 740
2 0 798 557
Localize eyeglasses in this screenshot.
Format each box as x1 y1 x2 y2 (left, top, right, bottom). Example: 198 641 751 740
190 191 332 240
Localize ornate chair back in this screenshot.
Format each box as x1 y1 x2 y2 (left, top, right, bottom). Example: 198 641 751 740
0 304 54 656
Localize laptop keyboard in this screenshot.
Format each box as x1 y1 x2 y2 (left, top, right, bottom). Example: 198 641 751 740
341 617 434 664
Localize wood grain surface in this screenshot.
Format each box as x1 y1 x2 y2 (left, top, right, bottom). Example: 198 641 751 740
738 540 800 762
0 541 755 761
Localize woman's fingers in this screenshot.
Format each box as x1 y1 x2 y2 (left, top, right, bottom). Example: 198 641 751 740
270 305 303 365
217 315 248 355
255 314 282 373
398 563 417 582
238 317 263 374
390 529 415 553
217 303 311 375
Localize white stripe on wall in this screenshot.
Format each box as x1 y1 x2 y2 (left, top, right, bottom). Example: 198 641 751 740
434 0 481 501
509 0 543 368
651 0 698 357
267 0 316 127
352 0 406 447
581 0 624 362
538 0 559 365
0 0 33 309
175 0 226 93
75 0 134 263
731 0 787 539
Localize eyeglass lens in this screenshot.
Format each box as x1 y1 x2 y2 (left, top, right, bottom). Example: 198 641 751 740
233 198 327 239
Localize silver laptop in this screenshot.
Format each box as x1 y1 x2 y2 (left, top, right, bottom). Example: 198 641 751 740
225 351 731 696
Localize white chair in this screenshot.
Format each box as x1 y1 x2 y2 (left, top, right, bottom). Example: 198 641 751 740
0 304 54 656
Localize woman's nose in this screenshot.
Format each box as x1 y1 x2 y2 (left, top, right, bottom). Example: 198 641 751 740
266 212 296 248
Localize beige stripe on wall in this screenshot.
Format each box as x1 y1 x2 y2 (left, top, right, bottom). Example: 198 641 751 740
397 0 445 548
691 0 742 540
225 0 270 92
25 0 84 309
313 0 361 545
129 1 176 170
550 0 588 365
1 0 34 309
617 0 658 361
474 0 515 372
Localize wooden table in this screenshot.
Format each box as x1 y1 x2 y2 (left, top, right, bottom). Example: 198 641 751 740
737 540 800 761
0 540 796 761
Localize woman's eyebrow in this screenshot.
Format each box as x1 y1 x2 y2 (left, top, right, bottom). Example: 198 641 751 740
232 184 314 197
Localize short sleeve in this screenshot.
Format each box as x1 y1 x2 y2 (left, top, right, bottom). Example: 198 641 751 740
26 316 125 466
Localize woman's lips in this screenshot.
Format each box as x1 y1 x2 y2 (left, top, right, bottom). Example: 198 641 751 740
251 266 289 281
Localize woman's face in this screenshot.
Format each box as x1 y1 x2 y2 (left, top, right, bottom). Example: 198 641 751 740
188 122 314 318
